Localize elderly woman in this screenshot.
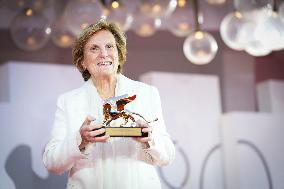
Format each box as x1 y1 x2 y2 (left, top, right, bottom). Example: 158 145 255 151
43 19 175 189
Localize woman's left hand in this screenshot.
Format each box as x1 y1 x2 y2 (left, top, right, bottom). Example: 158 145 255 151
133 119 153 144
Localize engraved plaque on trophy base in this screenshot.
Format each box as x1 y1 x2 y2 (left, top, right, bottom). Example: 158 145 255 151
96 127 148 137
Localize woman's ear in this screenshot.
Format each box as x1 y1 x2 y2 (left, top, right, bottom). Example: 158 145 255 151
81 61 86 70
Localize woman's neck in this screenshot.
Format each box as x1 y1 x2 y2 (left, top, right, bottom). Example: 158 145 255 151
91 74 117 100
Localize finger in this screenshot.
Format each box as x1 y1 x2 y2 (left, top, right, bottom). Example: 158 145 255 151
142 127 152 133
95 135 110 142
140 137 152 143
83 116 95 126
89 135 110 143
133 136 152 143
89 128 106 137
86 122 103 131
136 119 147 127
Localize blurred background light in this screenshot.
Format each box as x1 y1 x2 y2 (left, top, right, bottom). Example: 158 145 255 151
63 0 104 37
103 0 133 32
166 0 194 37
234 0 273 12
183 31 218 65
51 17 75 48
220 11 246 51
139 0 177 19
206 0 227 5
10 8 51 51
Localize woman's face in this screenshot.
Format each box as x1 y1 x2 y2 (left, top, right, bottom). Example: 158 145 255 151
82 30 119 78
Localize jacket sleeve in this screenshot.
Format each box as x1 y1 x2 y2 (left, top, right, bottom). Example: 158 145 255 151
143 87 175 166
42 95 86 175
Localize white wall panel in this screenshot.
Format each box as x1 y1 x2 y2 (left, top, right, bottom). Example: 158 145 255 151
257 80 284 113
0 61 83 189
221 113 284 189
140 72 223 189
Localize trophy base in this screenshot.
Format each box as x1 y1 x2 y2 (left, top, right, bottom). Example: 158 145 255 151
97 127 148 137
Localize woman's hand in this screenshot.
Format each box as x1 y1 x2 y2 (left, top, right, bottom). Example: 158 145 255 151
79 116 110 150
133 119 153 144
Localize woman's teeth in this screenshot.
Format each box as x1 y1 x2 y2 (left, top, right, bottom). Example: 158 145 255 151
97 61 112 66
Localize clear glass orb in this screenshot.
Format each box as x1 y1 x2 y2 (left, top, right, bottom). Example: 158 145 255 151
255 12 284 51
206 0 226 5
10 8 51 51
220 11 248 50
279 2 284 22
132 10 158 37
238 21 271 56
237 9 272 56
5 0 52 11
51 18 75 48
234 0 273 12
244 41 271 56
5 0 30 11
139 0 177 18
166 0 194 37
183 31 218 65
104 1 133 31
63 0 104 37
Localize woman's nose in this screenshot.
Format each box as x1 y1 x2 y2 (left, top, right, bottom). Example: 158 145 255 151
99 48 108 57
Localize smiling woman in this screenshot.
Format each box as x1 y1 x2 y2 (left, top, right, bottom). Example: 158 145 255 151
83 30 119 82
42 19 175 189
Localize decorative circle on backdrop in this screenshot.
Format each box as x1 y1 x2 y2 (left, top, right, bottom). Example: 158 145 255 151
158 140 190 189
199 140 273 189
199 144 222 189
237 139 273 189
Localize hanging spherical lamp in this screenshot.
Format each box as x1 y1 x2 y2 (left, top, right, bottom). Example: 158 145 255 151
279 1 284 22
255 11 284 51
10 8 51 51
183 0 218 65
63 0 104 37
220 11 247 50
166 0 194 37
237 15 271 56
103 0 133 32
51 17 75 48
5 0 50 11
183 31 218 65
132 6 159 37
234 0 273 12
139 0 177 19
206 0 226 5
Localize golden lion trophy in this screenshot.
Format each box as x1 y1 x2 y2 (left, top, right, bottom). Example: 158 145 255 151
98 94 158 137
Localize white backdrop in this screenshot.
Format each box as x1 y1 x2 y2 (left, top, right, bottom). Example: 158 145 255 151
1 61 283 189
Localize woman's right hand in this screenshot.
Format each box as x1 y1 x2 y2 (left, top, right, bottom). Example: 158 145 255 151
79 116 110 150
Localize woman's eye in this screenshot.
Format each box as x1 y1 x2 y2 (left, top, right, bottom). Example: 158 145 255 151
91 46 99 51
106 44 114 49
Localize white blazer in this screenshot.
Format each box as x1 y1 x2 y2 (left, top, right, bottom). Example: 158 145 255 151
43 74 175 189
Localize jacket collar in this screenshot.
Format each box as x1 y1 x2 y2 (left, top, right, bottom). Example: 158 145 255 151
84 74 134 99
